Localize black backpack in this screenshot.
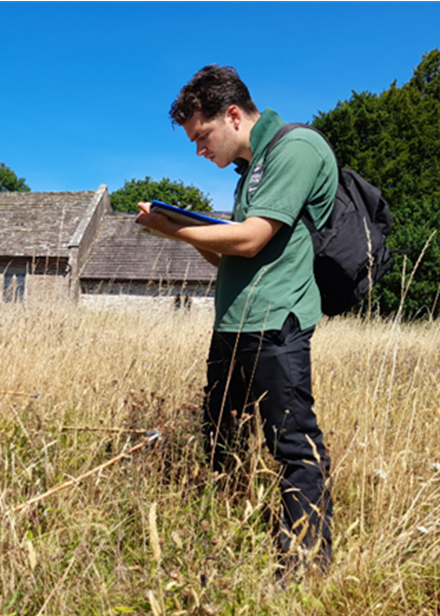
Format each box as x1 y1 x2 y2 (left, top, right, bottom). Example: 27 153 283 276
266 123 394 316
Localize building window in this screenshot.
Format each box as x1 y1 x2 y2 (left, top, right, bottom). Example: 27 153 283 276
3 273 26 303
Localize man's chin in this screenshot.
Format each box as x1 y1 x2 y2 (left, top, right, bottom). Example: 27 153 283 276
214 159 231 169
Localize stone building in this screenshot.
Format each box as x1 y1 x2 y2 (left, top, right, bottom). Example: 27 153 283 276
80 211 218 303
0 186 219 305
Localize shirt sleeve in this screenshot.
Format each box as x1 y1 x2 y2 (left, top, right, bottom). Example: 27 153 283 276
246 134 326 226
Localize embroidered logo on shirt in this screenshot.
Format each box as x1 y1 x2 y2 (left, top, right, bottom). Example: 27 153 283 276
247 163 264 201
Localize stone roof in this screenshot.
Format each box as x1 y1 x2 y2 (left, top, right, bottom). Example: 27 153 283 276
79 212 218 283
0 191 98 258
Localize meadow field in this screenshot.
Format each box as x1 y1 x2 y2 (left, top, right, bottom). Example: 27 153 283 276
0 299 439 615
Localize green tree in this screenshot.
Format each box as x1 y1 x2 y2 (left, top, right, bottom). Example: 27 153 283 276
313 49 440 317
0 163 30 192
111 176 212 213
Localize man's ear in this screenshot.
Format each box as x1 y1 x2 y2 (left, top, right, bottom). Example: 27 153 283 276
225 105 242 130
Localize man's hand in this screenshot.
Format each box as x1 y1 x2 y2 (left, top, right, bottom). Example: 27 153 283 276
137 202 180 237
137 202 222 266
137 201 152 216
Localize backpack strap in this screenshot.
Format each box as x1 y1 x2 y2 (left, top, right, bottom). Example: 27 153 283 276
265 122 342 181
265 122 306 156
264 122 340 233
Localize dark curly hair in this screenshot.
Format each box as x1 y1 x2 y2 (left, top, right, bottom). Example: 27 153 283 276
169 65 259 126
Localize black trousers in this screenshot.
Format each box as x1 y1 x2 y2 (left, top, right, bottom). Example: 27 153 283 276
203 314 332 562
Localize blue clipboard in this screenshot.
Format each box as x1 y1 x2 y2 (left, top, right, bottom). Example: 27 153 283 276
150 200 230 226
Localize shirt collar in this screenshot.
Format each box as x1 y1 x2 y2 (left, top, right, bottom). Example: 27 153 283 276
233 157 248 175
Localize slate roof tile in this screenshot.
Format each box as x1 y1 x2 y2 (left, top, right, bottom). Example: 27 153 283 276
80 212 218 283
0 191 96 257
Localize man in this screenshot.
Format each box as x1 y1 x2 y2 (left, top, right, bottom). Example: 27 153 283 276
137 65 338 572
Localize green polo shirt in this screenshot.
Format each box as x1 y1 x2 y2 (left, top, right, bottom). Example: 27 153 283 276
214 108 338 333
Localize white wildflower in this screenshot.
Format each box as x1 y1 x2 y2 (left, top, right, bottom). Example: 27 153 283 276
373 469 387 480
417 526 429 534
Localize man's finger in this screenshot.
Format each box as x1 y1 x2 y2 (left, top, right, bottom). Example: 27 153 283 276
137 201 152 214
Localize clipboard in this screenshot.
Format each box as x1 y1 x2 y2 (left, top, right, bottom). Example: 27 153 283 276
138 200 234 237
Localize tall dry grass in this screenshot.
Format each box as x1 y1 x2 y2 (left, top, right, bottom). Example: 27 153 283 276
0 298 439 615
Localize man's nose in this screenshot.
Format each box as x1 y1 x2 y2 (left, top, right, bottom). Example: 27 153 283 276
196 142 206 157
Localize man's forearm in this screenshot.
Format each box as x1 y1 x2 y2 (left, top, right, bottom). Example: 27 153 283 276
137 203 283 259
195 247 221 268
173 217 282 259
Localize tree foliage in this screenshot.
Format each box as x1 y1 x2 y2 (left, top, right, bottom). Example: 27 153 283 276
313 49 440 317
110 176 212 213
0 163 30 192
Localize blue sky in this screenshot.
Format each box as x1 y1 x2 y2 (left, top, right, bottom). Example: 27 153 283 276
1 1 439 211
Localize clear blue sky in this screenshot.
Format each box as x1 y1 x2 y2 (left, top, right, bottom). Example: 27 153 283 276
1 1 439 211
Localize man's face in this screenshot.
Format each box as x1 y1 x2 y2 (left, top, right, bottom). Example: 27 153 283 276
183 109 241 169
